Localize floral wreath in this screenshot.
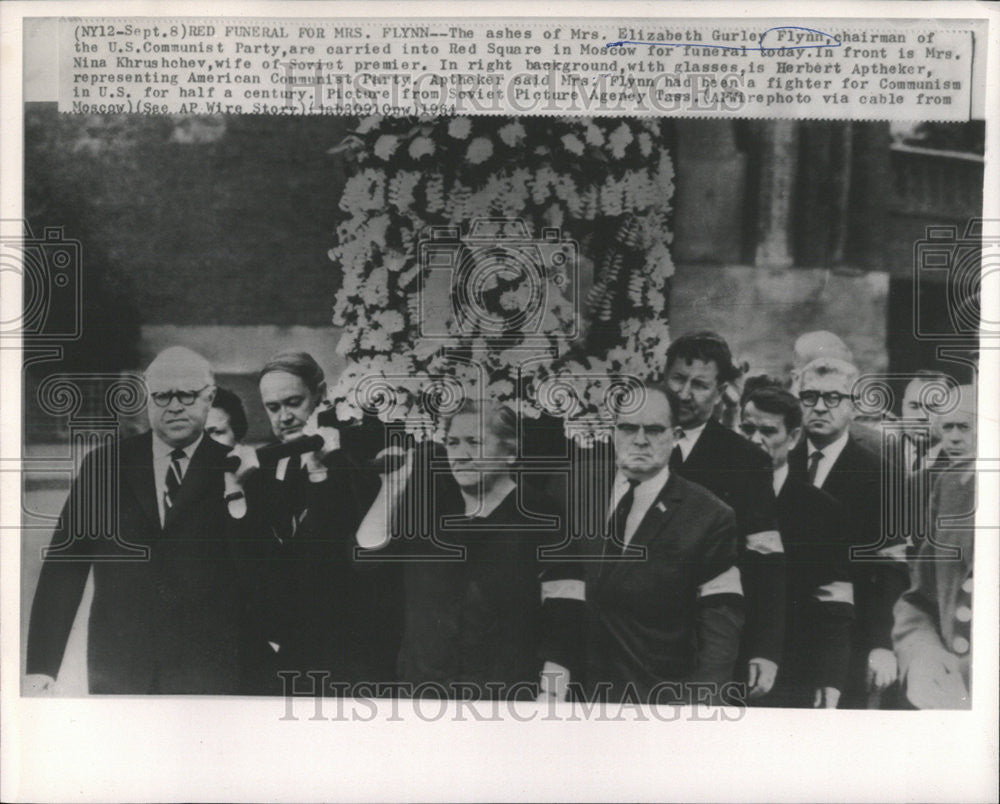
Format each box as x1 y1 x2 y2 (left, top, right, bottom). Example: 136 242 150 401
328 115 675 444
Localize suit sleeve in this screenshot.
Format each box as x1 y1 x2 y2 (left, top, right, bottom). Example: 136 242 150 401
736 451 786 665
807 498 855 692
892 537 948 679
536 511 585 679
851 458 909 651
692 506 745 686
26 452 97 679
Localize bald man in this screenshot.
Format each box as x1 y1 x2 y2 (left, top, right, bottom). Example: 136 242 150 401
26 347 253 694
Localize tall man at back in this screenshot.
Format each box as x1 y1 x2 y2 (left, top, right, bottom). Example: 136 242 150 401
789 357 909 708
664 332 786 701
26 347 252 694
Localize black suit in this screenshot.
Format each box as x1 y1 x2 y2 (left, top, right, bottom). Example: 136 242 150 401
27 432 251 694
239 449 402 695
766 475 855 707
673 419 786 667
789 436 909 708
585 471 744 704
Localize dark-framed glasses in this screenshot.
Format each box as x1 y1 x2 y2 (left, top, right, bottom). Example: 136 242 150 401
798 390 848 408
149 385 211 407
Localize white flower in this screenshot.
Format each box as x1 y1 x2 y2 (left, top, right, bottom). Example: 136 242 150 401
499 284 532 312
448 117 472 139
608 123 634 159
638 132 653 157
375 309 406 335
498 122 526 146
584 123 605 147
466 137 494 165
561 133 585 156
408 136 435 159
356 115 383 134
374 134 399 160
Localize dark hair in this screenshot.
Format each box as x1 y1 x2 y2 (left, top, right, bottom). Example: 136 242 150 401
258 351 325 394
666 331 739 384
742 385 803 432
740 374 786 407
211 387 249 441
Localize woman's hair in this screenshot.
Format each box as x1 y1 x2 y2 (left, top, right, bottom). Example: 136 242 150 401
443 399 519 457
258 351 325 394
211 387 249 441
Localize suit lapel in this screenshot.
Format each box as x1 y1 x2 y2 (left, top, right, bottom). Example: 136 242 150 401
609 473 686 581
121 431 160 530
164 437 217 530
680 420 715 473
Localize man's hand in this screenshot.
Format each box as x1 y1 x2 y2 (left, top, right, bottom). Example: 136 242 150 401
227 444 260 485
866 648 898 692
301 411 341 475
813 686 841 709
904 650 969 709
23 673 56 696
537 661 571 703
377 446 414 496
746 657 778 699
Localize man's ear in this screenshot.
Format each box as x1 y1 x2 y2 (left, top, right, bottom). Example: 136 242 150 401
788 425 803 450
205 384 217 404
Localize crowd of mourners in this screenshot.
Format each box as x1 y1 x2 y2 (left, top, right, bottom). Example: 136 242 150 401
26 330 976 710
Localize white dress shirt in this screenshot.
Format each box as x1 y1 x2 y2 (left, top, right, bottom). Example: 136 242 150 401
609 463 671 547
152 433 202 526
805 429 850 489
772 463 789 497
674 421 708 462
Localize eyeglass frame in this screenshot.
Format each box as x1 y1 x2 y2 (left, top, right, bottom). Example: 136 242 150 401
148 385 212 408
798 390 852 409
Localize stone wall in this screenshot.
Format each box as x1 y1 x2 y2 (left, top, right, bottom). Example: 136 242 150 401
670 263 889 379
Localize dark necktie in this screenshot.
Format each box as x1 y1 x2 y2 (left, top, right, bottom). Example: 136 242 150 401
609 479 639 556
164 447 186 511
669 445 684 473
807 449 824 486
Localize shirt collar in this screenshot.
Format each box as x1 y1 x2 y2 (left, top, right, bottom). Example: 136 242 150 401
615 462 671 500
152 432 203 460
806 428 850 464
676 421 708 459
772 463 789 496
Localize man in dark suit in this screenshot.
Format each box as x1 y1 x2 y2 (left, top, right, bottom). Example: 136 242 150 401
893 384 976 710
740 382 855 708
585 387 744 705
663 332 786 701
26 347 252 695
788 357 909 709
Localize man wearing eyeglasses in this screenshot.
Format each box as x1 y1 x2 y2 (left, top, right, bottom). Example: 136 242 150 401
26 347 252 695
788 357 909 709
584 387 745 705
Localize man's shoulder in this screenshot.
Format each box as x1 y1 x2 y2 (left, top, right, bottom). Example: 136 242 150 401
703 420 772 470
669 473 736 523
